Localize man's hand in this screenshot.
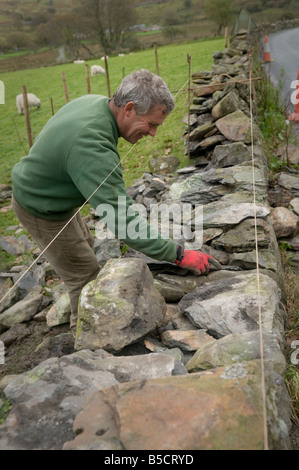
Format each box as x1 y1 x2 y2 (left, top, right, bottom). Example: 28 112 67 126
175 248 218 275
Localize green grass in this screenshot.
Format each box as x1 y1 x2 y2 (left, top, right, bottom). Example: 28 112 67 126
0 36 224 270
0 37 224 187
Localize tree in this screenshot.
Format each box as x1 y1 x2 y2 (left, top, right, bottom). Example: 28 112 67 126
6 32 34 51
35 14 81 58
204 0 236 34
76 0 137 53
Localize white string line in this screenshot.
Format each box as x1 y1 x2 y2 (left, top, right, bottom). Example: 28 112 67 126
249 52 269 451
0 81 188 306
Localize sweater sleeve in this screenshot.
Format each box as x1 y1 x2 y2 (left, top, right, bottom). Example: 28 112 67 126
66 122 177 263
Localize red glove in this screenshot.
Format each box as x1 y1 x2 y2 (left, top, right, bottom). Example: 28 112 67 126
175 249 215 275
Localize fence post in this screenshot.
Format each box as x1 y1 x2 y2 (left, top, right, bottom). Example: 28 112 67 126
154 44 159 76
50 97 55 116
224 26 229 48
86 64 91 94
104 55 111 98
22 85 33 149
62 72 69 103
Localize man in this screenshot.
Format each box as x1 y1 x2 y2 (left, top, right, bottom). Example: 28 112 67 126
12 69 215 329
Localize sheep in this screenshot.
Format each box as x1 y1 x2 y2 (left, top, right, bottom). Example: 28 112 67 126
73 59 85 64
16 93 41 115
100 56 109 61
91 65 106 77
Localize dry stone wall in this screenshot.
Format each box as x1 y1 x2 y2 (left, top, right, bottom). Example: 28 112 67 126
0 33 294 450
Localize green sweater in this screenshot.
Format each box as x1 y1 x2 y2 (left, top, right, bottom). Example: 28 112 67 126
12 95 177 262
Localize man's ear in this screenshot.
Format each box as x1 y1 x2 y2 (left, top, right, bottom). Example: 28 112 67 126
124 101 135 116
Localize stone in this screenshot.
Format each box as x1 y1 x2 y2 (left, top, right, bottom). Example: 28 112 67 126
182 113 197 126
288 236 299 250
270 207 299 238
229 250 281 272
278 172 299 191
215 110 260 143
0 350 119 450
94 237 121 267
186 331 286 375
0 288 43 333
161 329 216 351
198 134 226 148
154 278 185 302
206 142 251 169
148 155 180 174
83 352 177 382
193 82 227 97
202 199 270 228
203 228 223 243
176 166 198 174
12 263 47 299
150 177 167 191
165 173 205 200
0 184 12 202
63 360 290 450
202 164 267 194
0 277 18 314
75 258 166 353
277 144 299 165
0 349 182 450
46 292 71 327
211 218 271 252
178 272 284 340
290 198 299 216
211 90 241 119
0 236 27 255
188 121 216 141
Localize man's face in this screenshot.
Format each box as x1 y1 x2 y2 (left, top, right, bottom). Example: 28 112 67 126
121 102 169 144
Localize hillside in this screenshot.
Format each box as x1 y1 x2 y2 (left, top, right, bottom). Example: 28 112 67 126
1 0 298 56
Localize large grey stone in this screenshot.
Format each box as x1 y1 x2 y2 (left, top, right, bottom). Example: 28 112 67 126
202 199 270 228
211 218 271 252
75 258 166 353
186 330 286 375
0 288 43 333
270 207 299 238
178 272 284 340
215 110 260 143
206 142 251 169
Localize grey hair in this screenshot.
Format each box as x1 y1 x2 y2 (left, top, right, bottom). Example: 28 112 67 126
112 69 175 115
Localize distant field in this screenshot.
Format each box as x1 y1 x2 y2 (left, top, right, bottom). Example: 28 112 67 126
0 37 224 188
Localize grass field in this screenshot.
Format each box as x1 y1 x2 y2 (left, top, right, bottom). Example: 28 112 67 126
0 37 224 268
0 37 224 187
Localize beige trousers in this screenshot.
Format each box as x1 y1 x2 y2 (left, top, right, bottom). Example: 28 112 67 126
12 197 100 328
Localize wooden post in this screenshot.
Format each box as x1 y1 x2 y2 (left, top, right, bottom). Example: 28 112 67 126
104 55 111 98
187 54 191 164
62 72 69 103
224 26 229 48
154 44 159 76
86 64 91 94
50 97 55 116
22 85 33 149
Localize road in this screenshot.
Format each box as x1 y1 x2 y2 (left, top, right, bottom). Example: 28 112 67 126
265 27 299 117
